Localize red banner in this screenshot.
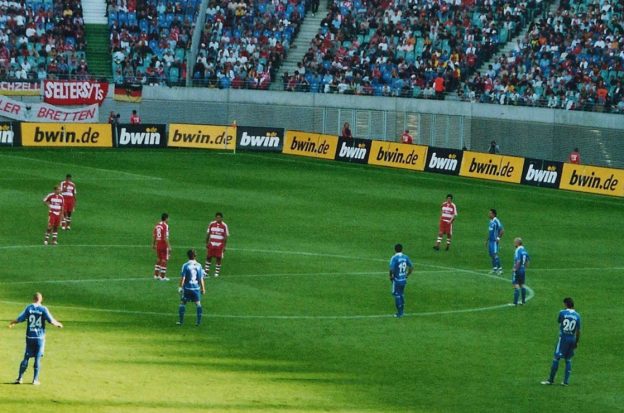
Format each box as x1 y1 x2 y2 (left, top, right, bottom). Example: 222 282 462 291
43 80 109 106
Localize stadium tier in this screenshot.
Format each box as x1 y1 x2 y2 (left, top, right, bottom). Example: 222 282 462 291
0 0 89 81
192 0 306 89
108 0 199 85
463 0 624 112
282 0 548 97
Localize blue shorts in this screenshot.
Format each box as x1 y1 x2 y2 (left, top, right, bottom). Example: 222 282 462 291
554 337 576 360
182 289 201 303
392 280 406 297
512 270 525 285
24 338 45 358
488 241 499 257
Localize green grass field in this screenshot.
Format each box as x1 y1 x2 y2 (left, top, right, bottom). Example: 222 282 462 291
0 149 622 413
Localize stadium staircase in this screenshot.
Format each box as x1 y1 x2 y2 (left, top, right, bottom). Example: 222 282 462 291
269 2 328 91
83 0 112 79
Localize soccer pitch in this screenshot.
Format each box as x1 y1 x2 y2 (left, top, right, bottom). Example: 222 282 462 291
0 149 622 413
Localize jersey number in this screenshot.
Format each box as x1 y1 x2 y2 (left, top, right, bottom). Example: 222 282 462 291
156 227 162 239
399 262 407 276
189 268 198 285
562 318 576 333
28 314 42 329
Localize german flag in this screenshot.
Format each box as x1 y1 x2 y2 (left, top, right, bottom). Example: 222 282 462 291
114 84 142 102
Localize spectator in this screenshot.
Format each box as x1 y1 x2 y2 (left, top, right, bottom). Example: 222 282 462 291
130 110 141 124
341 122 352 139
569 148 581 165
488 140 500 154
434 74 446 100
400 130 413 144
108 111 120 125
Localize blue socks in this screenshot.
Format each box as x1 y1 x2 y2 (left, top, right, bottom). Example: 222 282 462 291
513 288 520 305
564 360 572 384
179 304 203 325
33 356 41 382
18 357 28 379
394 295 404 316
549 358 572 384
178 304 186 324
521 287 526 303
196 305 203 325
549 359 559 382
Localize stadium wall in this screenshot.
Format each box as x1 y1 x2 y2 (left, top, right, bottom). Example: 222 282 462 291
2 120 623 198
4 87 624 168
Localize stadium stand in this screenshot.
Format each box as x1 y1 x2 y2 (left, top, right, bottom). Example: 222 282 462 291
463 0 624 113
108 0 199 86
0 0 90 81
281 0 549 97
191 0 306 89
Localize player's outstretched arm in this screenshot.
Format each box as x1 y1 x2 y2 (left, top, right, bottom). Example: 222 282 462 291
52 320 63 328
8 319 19 328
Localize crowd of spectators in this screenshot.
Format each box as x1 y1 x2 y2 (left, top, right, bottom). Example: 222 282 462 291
463 0 624 113
0 0 90 82
191 0 306 88
108 0 199 86
283 0 548 97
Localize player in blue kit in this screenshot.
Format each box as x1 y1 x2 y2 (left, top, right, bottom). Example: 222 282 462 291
389 244 413 318
9 292 63 385
542 297 581 386
511 237 530 306
177 249 206 326
486 209 504 274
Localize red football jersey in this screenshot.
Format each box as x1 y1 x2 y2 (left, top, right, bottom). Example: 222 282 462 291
43 193 64 216
207 221 229 248
60 179 77 199
440 201 457 223
130 114 141 124
153 221 169 248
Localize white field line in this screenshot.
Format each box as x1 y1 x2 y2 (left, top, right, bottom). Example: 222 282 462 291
0 270 450 285
0 244 539 319
0 153 162 180
0 244 620 273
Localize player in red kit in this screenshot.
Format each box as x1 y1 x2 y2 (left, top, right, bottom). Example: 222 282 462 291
569 148 581 164
152 213 171 281
60 174 76 230
433 194 458 251
400 129 413 144
130 110 141 124
205 212 229 277
43 186 64 245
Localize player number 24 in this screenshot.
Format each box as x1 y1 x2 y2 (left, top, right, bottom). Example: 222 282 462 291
28 314 42 329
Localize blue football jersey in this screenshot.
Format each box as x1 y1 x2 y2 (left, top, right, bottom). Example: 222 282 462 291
488 217 503 242
180 260 204 291
16 304 57 339
558 309 581 339
514 246 530 269
389 253 413 283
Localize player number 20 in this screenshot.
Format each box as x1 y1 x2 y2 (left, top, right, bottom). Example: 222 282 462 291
562 318 576 333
